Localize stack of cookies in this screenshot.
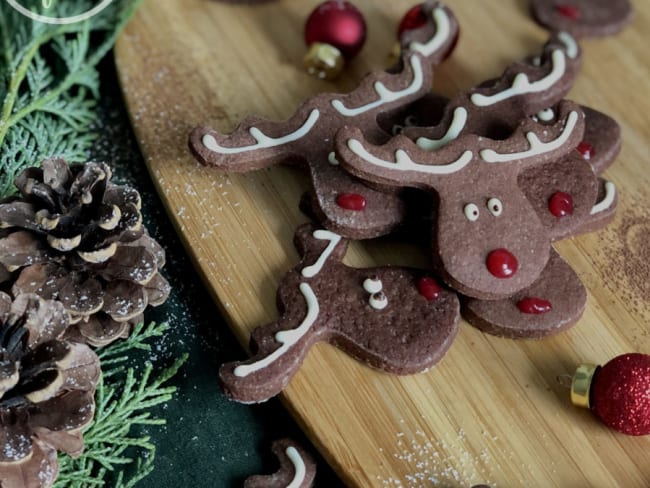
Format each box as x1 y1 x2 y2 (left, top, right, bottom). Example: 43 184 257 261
189 1 622 403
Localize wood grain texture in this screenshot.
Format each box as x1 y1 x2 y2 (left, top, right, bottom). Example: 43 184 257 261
114 0 650 486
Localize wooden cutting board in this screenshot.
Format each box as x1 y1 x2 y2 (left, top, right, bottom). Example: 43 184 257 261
114 0 650 486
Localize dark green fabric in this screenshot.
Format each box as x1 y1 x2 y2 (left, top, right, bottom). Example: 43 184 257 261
93 57 343 488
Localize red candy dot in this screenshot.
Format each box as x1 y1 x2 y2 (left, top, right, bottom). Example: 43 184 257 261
556 5 581 20
577 141 594 160
417 276 442 300
486 249 518 278
517 297 553 314
397 4 427 38
549 191 574 218
336 193 367 211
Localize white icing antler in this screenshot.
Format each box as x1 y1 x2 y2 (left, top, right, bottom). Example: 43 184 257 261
346 138 473 175
480 110 579 162
416 107 468 150
590 181 616 215
470 32 578 107
233 282 319 378
330 6 452 117
201 110 320 155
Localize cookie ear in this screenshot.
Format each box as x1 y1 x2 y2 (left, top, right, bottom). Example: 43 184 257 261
293 224 348 269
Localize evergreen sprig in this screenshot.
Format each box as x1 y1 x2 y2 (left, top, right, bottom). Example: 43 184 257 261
54 322 188 488
0 0 143 196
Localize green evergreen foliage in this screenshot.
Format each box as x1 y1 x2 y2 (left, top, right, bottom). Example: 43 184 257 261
0 0 143 196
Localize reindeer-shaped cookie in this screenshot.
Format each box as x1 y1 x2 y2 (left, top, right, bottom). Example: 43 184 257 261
400 30 619 174
335 100 595 300
219 224 460 403
190 1 459 239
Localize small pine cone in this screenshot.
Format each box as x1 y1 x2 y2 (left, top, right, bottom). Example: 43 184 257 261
0 159 170 346
0 293 100 488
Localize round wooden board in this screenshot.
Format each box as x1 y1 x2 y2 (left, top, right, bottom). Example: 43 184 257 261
115 0 650 486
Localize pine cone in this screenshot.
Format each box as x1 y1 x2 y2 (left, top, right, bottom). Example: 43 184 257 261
0 158 170 346
0 293 100 488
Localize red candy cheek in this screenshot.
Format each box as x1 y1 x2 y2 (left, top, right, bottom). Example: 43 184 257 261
577 141 594 160
486 249 518 278
549 191 574 218
556 5 581 20
416 276 442 300
336 193 367 211
517 297 553 314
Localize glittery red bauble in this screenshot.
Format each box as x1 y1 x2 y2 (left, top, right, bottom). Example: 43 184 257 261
397 4 427 38
591 353 650 436
304 1 367 60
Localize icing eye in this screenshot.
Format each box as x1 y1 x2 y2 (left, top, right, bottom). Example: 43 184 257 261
464 203 480 222
487 198 503 217
392 124 404 135
537 108 555 122
363 277 383 294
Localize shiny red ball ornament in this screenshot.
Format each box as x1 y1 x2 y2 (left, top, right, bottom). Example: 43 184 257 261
304 1 367 80
570 353 650 436
397 4 428 38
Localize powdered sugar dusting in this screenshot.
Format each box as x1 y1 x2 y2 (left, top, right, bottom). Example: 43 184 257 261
375 427 502 487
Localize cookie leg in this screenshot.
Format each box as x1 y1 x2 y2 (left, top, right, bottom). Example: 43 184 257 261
244 439 316 488
462 250 586 338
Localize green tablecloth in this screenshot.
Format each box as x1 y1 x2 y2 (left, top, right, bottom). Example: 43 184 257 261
95 57 342 488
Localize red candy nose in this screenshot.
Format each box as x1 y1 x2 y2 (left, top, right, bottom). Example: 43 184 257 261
336 193 367 211
486 249 518 278
417 276 442 300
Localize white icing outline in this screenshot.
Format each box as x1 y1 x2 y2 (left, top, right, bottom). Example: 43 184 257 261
329 7 451 117
347 139 473 175
330 56 424 117
558 31 579 59
480 110 579 163
416 107 468 151
233 283 318 377
590 181 616 215
202 109 320 154
408 7 452 56
301 230 342 278
470 49 567 107
363 278 382 294
285 446 307 488
327 152 339 165
369 292 388 310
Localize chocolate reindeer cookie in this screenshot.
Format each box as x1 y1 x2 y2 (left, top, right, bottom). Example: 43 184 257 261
219 224 460 403
336 100 591 300
190 1 459 239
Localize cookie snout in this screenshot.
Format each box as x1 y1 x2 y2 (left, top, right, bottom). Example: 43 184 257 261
486 248 518 278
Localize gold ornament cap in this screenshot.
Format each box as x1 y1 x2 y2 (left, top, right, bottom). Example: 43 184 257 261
571 363 598 409
304 43 344 80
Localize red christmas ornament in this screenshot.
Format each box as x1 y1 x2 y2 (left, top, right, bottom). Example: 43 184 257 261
397 4 428 38
570 353 650 436
304 1 367 80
